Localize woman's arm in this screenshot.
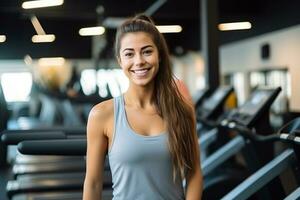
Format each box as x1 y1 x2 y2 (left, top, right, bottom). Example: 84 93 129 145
185 160 203 200
83 104 109 200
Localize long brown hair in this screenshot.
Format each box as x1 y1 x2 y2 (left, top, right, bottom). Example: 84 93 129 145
115 14 198 180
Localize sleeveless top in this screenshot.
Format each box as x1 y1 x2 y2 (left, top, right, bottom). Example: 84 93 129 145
108 95 185 200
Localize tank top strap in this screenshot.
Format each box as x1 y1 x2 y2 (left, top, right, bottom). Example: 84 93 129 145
114 94 127 129
109 95 125 154
113 95 120 128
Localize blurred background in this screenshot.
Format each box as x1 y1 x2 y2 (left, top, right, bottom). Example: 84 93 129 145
1 0 300 199
0 0 299 112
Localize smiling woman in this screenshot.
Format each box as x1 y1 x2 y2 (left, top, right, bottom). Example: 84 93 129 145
83 14 203 200
117 31 160 87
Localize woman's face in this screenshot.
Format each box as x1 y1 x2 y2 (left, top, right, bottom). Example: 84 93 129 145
118 32 159 87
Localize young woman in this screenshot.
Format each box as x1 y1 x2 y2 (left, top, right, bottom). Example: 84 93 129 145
83 14 203 200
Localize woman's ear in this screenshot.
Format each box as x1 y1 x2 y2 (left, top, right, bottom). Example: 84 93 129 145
117 56 121 66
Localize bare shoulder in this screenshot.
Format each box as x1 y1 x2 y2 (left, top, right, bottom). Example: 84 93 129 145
89 99 114 120
87 99 114 137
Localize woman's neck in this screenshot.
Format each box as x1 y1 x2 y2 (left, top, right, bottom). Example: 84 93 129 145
124 84 155 109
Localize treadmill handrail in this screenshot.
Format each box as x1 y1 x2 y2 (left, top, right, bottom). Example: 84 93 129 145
1 126 86 135
1 131 67 145
221 149 295 200
18 139 87 156
221 120 300 145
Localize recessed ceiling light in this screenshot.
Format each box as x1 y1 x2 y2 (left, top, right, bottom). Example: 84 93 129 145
22 0 64 9
0 35 7 43
156 25 183 33
32 34 56 43
79 26 106 36
218 22 252 31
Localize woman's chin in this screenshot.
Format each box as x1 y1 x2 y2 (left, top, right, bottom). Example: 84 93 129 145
132 78 153 87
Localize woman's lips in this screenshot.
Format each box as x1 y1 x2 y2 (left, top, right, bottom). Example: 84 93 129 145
131 68 151 77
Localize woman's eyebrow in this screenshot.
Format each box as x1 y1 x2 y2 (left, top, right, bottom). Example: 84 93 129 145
141 45 154 50
122 45 154 52
122 48 134 52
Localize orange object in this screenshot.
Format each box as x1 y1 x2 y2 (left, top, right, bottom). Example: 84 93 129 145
175 79 193 105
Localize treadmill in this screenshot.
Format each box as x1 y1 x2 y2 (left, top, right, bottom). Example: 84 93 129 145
2 138 112 200
195 86 234 161
196 86 234 130
221 117 300 200
2 128 87 177
2 127 86 166
1 133 112 199
202 86 283 200
193 87 211 109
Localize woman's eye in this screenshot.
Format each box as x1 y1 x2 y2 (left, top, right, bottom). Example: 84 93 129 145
143 50 153 55
124 52 133 57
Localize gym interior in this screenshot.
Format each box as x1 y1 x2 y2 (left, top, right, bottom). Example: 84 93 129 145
1 0 300 199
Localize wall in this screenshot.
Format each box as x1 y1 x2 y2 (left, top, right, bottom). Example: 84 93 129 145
220 24 300 111
172 51 205 96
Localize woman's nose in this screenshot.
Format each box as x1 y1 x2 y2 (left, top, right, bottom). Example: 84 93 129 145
134 54 146 65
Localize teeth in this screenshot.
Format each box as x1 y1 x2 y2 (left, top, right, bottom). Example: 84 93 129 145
134 69 147 73
132 68 150 75
134 69 148 74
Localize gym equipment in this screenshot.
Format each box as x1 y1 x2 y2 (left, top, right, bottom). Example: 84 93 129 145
202 86 283 200
18 139 86 156
195 86 234 161
221 117 300 200
2 128 86 176
202 86 281 175
196 86 234 127
2 128 86 145
193 87 211 108
5 137 112 200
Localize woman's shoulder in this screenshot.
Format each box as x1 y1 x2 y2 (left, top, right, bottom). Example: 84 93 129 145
87 98 115 138
89 98 114 121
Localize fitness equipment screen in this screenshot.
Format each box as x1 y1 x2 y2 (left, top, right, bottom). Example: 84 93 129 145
238 90 271 116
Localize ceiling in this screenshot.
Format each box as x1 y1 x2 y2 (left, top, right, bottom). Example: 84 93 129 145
0 0 300 59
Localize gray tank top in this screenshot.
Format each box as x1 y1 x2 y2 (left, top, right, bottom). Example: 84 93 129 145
108 95 184 200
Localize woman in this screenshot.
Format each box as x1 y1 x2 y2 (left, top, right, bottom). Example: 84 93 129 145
83 14 203 200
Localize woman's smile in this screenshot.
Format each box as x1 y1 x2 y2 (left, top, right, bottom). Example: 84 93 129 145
130 67 152 78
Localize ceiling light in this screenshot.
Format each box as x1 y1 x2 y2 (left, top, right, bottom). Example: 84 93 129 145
79 26 106 36
32 34 55 43
38 57 65 66
22 0 64 9
218 22 252 31
0 35 6 43
156 25 182 33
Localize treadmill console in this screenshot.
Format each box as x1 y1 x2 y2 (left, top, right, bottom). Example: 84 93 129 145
197 86 233 120
227 87 281 127
194 88 210 108
202 88 228 111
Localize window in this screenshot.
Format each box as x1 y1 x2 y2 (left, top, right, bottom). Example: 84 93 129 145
80 69 129 97
1 72 32 102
